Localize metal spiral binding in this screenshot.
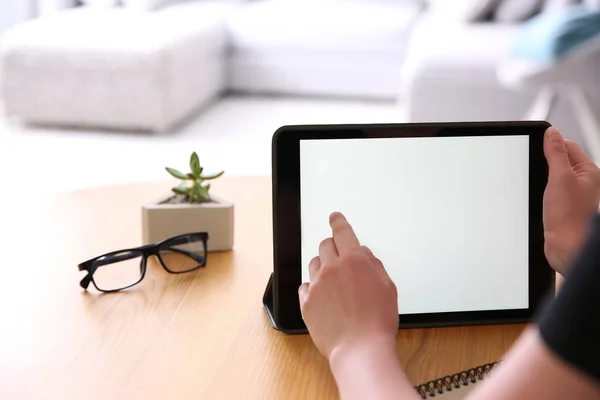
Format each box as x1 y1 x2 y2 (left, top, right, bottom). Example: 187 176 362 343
415 361 499 398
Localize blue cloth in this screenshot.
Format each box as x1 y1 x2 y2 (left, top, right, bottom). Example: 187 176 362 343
512 5 600 63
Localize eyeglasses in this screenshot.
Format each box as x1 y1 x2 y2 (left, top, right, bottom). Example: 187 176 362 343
78 232 209 292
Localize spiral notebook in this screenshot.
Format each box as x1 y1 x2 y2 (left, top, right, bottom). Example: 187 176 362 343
414 361 499 399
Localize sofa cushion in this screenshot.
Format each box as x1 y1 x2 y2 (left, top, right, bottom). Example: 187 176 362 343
425 0 503 21
511 4 600 62
227 0 422 56
121 0 174 11
402 16 520 86
121 0 252 11
584 0 600 7
0 2 233 71
494 0 544 22
226 0 422 98
543 0 581 13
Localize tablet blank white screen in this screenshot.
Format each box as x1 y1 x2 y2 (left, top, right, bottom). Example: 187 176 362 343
300 136 529 314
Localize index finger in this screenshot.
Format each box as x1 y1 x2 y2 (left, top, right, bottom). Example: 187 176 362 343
565 139 594 169
329 212 361 255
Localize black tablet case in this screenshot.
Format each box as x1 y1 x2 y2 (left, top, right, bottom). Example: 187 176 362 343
266 121 554 334
262 273 279 331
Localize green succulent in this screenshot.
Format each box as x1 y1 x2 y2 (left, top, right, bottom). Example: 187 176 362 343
165 152 224 203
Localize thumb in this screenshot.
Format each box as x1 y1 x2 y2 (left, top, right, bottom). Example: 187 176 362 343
298 282 309 305
544 127 570 176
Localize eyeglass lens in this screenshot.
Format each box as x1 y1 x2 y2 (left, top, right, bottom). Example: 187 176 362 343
158 234 206 273
92 250 144 291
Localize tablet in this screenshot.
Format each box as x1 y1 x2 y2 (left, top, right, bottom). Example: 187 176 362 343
266 121 555 334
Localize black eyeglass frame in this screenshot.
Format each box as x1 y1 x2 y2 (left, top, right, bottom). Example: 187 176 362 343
78 232 209 293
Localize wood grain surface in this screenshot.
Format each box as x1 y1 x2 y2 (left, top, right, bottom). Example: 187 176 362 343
0 176 527 399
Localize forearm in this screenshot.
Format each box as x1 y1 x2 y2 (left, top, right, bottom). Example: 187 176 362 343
329 336 420 400
466 327 600 400
469 215 600 399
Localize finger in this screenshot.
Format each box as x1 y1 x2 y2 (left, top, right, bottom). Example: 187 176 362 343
363 245 387 272
298 282 309 306
362 246 380 265
319 237 338 266
330 212 361 255
565 139 595 170
308 256 321 281
362 245 395 286
544 127 571 177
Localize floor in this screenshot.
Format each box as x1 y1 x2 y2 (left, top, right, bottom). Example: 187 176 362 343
0 95 405 194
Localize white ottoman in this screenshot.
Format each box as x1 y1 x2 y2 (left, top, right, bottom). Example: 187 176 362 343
0 3 231 132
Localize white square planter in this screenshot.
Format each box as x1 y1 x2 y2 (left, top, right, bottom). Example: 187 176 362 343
142 194 234 252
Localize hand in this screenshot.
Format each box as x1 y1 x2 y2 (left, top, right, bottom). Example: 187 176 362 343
298 212 399 364
543 127 600 276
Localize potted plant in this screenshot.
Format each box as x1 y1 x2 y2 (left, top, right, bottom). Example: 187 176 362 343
142 152 234 251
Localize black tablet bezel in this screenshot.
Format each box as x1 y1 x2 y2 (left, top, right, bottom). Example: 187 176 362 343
271 121 554 334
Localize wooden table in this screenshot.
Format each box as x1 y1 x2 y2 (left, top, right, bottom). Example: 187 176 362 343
0 176 526 399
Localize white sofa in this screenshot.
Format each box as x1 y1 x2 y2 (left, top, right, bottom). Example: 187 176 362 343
400 13 594 145
0 0 597 144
